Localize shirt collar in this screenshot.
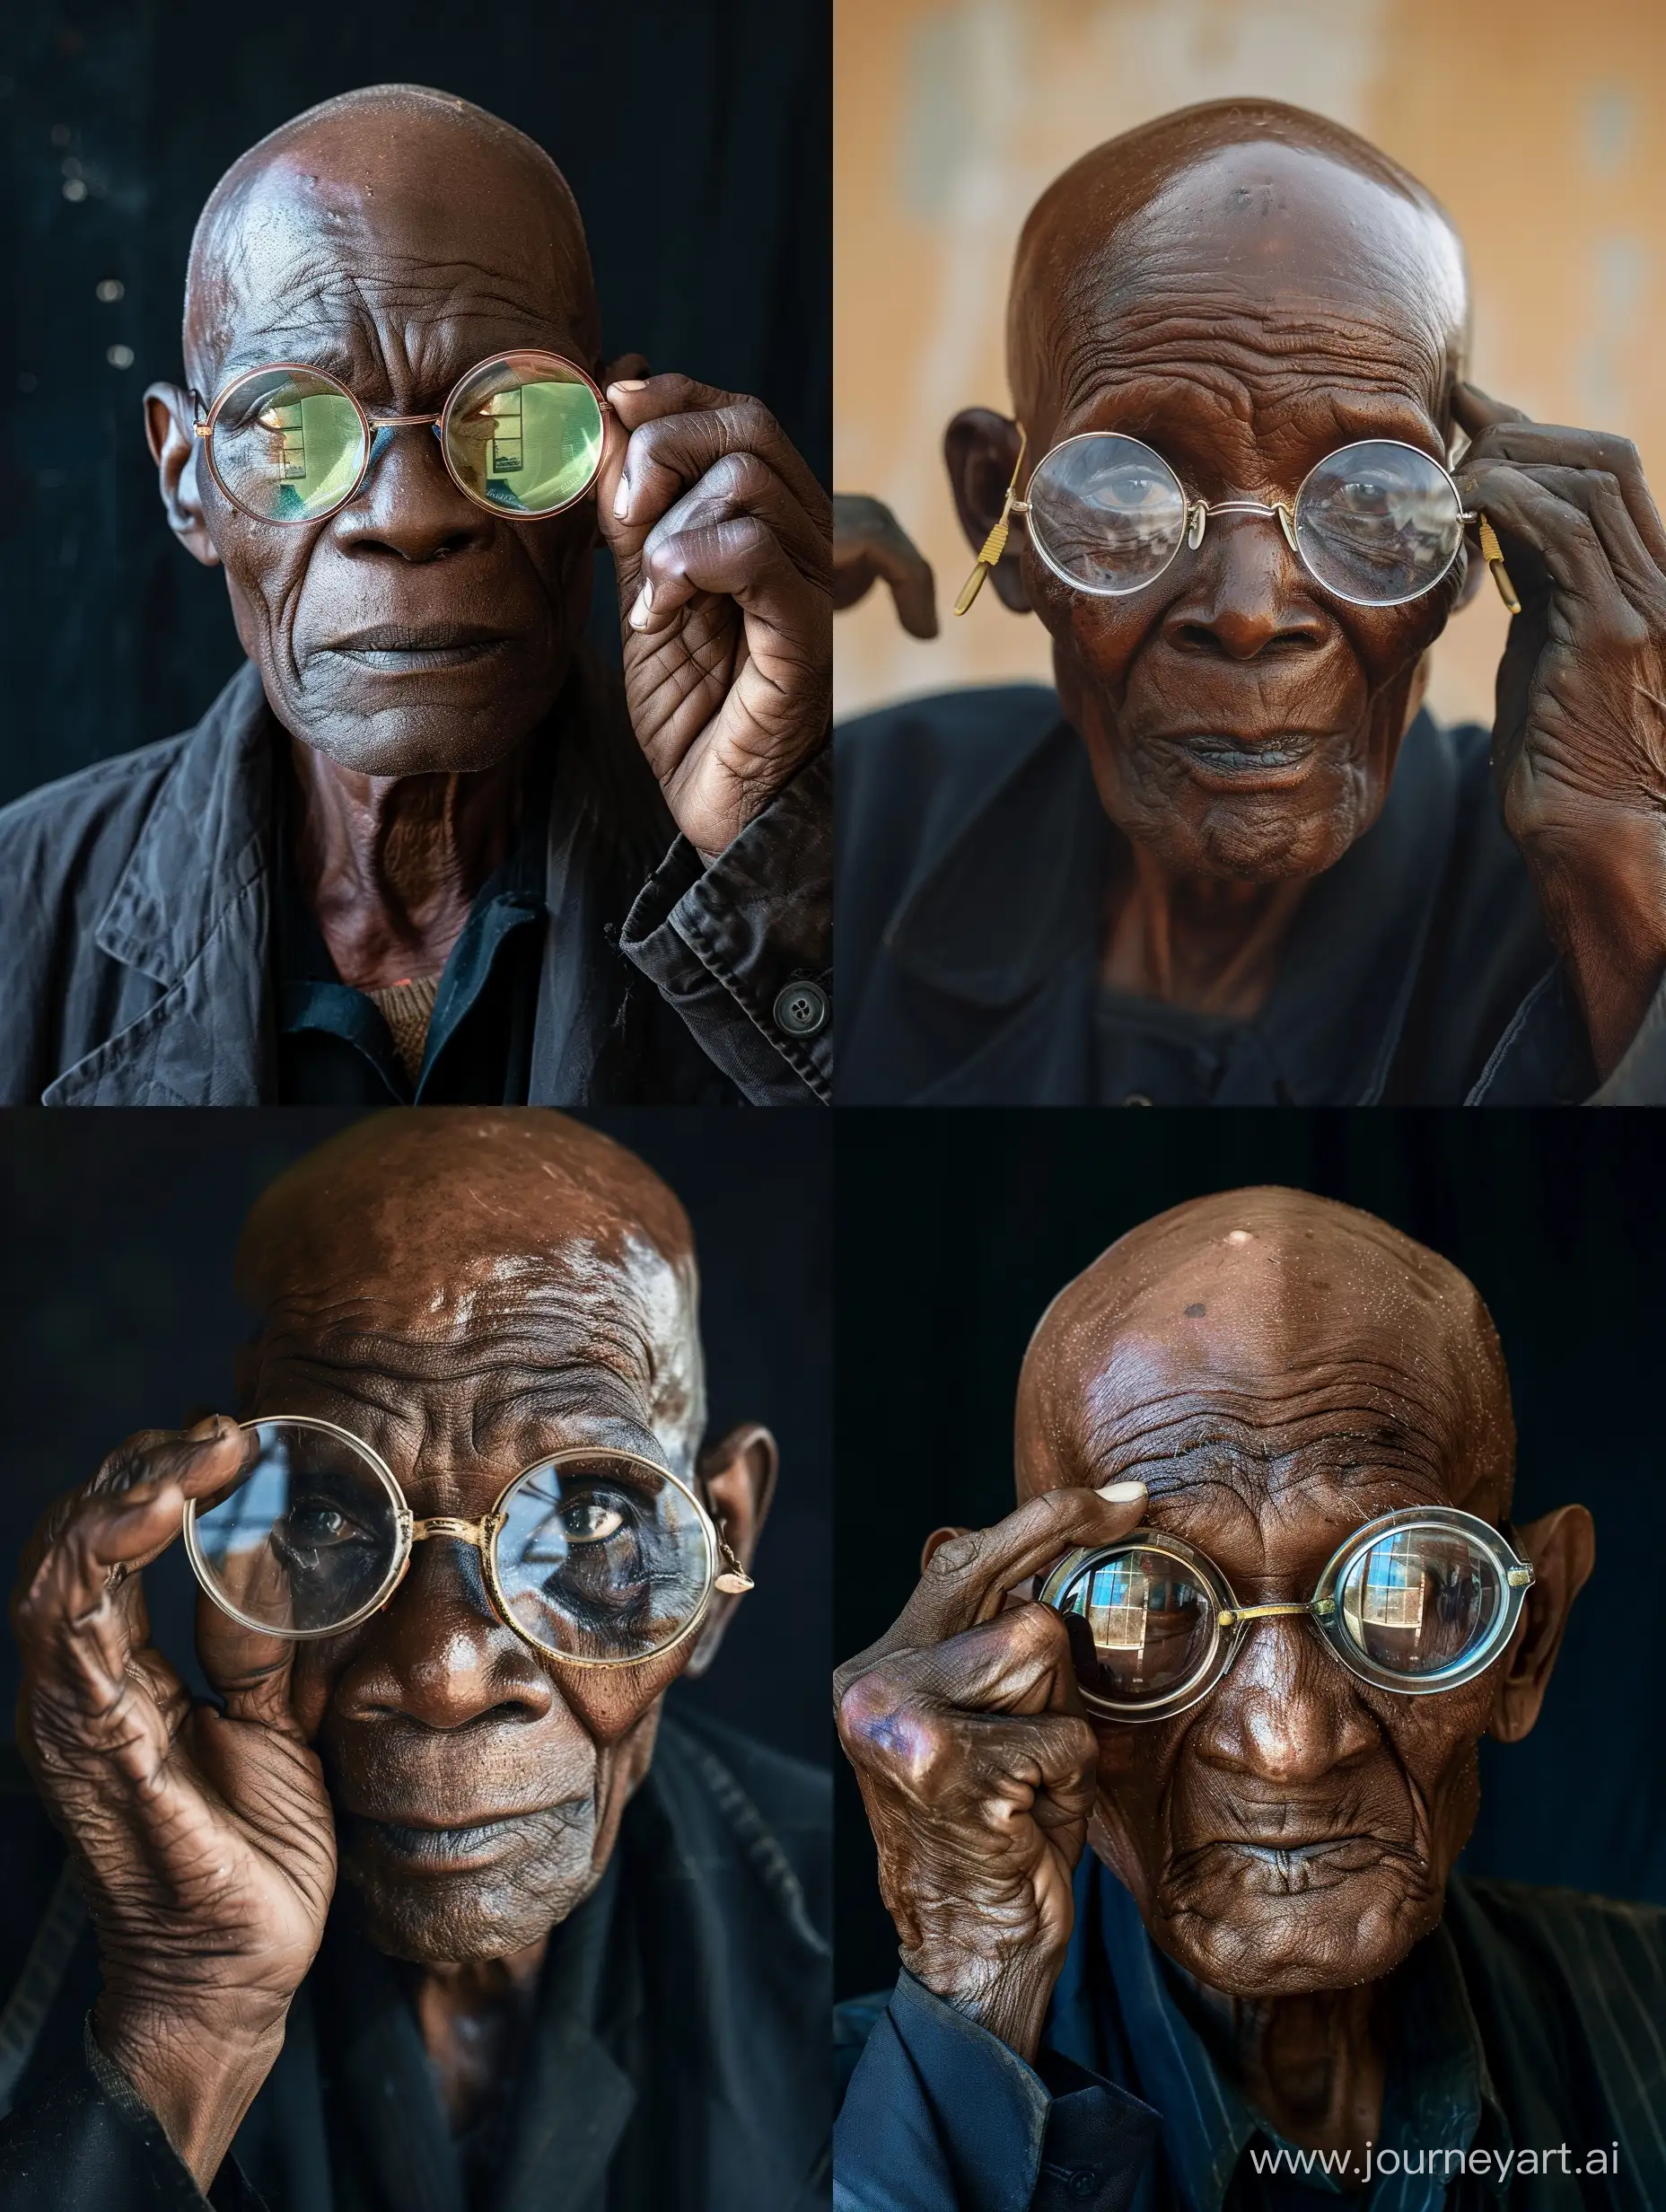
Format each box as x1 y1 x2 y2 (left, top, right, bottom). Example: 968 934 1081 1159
1055 1858 1509 2212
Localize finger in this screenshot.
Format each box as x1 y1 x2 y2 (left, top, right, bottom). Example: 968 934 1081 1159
638 452 829 588
1459 430 1666 575
1461 460 1644 628
834 496 938 636
1452 382 1533 440
904 1602 1082 1716
883 1483 1149 1655
840 1662 1098 1817
1493 464 1663 606
628 514 825 654
601 380 829 549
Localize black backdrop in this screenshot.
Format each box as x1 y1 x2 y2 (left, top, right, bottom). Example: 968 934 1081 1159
834 1109 1666 1998
0 1108 830 1766
0 0 831 806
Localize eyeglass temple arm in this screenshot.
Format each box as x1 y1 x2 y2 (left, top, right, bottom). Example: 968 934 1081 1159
1217 1558 1534 1630
1467 513 1522 614
953 426 1029 616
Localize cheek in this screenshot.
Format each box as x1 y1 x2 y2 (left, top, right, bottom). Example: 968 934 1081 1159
551 1646 690 1746
211 514 318 654
1024 553 1158 689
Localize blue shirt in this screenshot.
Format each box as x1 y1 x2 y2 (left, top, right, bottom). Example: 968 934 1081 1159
834 1856 1666 2212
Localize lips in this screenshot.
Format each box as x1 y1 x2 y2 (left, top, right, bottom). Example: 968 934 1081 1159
326 621 513 672
1159 728 1332 789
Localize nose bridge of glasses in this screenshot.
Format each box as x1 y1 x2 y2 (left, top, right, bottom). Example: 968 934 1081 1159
408 1512 504 1548
1189 498 1299 553
1217 1599 1318 1628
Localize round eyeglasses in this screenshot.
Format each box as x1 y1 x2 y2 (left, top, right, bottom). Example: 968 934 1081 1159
1038 1506 1534 1722
191 351 609 526
182 1417 752 1666
953 428 1522 617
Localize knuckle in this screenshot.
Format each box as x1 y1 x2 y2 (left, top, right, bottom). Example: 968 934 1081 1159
718 398 778 451
923 1529 982 1581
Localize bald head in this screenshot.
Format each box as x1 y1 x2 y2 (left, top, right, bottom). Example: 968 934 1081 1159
184 83 600 391
1006 99 1468 438
1016 1187 1513 1522
237 1110 705 1470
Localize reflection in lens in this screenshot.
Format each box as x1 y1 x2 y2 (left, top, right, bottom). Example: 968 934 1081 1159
489 1454 711 1663
210 371 365 522
1054 1548 1216 1704
189 1421 402 1635
1337 1529 1503 1677
444 356 604 516
1294 441 1462 605
1026 435 1188 595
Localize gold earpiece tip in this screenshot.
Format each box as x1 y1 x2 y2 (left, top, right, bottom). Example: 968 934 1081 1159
715 1568 755 1595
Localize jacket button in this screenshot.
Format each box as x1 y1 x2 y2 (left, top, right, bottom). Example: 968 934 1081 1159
773 979 829 1038
1067 2172 1101 2202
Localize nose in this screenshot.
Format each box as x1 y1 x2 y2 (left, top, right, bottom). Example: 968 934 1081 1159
334 1532 555 1733
1162 511 1329 662
1188 1614 1380 1783
330 422 496 564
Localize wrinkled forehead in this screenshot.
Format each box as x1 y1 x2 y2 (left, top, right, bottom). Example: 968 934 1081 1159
1011 141 1468 439
189 126 596 388
1016 1208 1510 1523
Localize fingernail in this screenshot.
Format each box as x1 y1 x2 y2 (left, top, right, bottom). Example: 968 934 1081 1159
628 580 653 630
607 379 648 397
1097 1480 1146 1503
188 1416 222 1441
613 472 632 520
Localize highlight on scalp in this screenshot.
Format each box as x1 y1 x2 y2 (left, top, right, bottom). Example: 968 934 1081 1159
1005 97 1470 433
235 1110 706 1467
1014 1186 1515 1515
184 82 601 389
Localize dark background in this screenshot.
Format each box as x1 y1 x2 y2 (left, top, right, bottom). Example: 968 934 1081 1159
834 1109 1666 1998
0 0 830 806
0 1108 831 1767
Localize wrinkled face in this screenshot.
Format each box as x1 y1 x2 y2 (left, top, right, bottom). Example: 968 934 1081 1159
1019 1211 1507 1997
234 1233 702 1965
1012 144 1469 882
181 119 601 776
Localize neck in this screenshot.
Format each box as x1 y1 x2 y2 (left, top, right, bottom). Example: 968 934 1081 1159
1179 1975 1387 2181
289 736 530 993
1102 845 1310 1016
409 1936 550 2136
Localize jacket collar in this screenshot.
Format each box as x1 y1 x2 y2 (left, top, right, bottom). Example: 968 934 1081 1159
880 701 1463 1107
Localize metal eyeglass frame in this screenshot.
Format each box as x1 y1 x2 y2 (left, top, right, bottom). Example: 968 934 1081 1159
1037 1505 1534 1723
953 425 1522 617
181 1414 753 1663
189 349 609 526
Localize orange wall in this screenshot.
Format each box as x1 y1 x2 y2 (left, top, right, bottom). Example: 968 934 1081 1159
835 0 1666 726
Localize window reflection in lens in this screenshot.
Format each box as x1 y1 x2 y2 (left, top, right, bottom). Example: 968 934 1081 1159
212 371 365 522
1337 1529 1502 1676
489 1454 711 1662
443 356 604 517
1294 441 1462 604
1059 1548 1216 1703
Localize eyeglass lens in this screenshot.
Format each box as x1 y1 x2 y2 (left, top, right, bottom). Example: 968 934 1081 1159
1334 1526 1504 1678
1064 1548 1216 1704
189 1418 402 1634
490 1453 711 1663
1024 434 1463 606
209 356 604 523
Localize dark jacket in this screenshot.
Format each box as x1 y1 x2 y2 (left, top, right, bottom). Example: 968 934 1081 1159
835 684 1666 1105
0 1707 830 2212
834 1854 1666 2212
0 657 832 1108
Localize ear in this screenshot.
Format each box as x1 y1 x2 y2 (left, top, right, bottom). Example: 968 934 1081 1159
682 1422 777 1678
943 408 1031 613
1488 1503 1595 1743
145 382 221 569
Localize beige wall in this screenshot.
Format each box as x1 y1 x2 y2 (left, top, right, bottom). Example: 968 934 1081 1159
835 0 1666 726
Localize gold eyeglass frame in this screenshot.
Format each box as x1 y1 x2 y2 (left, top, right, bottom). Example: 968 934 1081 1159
954 426 1521 618
182 1414 753 1664
190 349 610 527
1039 1505 1534 1724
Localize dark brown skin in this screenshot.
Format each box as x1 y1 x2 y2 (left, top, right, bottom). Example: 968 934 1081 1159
11 1111 776 2187
145 84 830 991
836 1189 1594 2181
842 100 1666 1069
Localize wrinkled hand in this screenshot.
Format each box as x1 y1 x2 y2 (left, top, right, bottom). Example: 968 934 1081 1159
833 495 938 636
596 374 830 863
833 1485 1144 2062
1455 382 1666 1076
11 1418 336 2185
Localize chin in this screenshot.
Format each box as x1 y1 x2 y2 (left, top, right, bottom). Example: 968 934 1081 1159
1149 1846 1444 1997
339 1804 601 1964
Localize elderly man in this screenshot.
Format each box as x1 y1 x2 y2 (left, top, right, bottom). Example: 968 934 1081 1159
0 85 831 1107
0 1112 829 2209
836 101 1666 1104
833 1189 1662 2210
